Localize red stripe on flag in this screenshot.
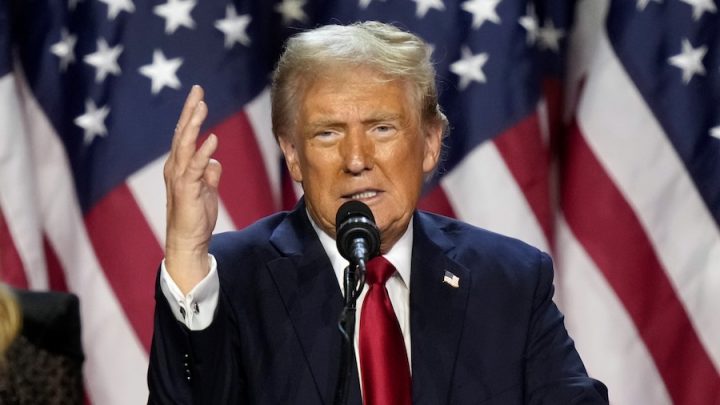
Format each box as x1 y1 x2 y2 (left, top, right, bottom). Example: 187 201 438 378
0 207 28 288
44 236 69 292
84 184 163 352
281 166 298 211
562 123 720 404
542 79 564 145
418 184 456 219
208 111 276 228
493 114 553 244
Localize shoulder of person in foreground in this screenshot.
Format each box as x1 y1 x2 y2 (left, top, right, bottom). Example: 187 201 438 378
13 290 83 362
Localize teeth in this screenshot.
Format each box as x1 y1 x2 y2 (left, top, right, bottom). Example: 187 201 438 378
351 191 377 199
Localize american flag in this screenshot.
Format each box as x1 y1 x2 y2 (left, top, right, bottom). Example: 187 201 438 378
1 0 718 403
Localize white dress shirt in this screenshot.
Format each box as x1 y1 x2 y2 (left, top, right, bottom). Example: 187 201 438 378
160 213 414 369
159 255 219 330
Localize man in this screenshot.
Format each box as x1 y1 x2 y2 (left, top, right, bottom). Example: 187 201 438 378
148 22 608 404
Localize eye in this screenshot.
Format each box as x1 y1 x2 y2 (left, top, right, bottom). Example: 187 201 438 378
372 124 397 137
313 130 340 143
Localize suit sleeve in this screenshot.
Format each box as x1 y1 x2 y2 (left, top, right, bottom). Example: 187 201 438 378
524 252 609 404
147 269 247 404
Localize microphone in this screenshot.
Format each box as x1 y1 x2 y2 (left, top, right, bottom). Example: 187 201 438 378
335 200 380 264
334 200 379 405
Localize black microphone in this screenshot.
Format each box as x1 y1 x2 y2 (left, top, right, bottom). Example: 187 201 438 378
335 200 380 264
334 200 379 405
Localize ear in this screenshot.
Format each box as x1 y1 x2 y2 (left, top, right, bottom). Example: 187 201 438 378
279 135 303 182
422 123 443 174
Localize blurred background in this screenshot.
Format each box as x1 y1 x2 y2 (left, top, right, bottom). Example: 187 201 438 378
1 0 718 403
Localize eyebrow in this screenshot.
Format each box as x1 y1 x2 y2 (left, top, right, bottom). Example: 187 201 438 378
363 113 402 124
307 113 403 128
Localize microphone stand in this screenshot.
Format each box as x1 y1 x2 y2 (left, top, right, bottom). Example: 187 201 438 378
333 259 366 405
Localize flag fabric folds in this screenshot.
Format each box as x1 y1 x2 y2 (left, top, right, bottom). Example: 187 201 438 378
0 0 718 403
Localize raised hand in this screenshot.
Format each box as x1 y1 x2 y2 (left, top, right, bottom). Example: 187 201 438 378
163 85 222 294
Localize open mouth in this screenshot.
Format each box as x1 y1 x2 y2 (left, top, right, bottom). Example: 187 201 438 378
344 190 380 200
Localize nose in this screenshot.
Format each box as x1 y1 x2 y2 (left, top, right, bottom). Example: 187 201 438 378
340 129 373 175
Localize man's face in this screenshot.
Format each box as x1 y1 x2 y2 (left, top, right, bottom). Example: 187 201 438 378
279 66 442 252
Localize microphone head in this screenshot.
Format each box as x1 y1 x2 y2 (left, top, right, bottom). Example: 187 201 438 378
335 200 380 262
335 200 374 225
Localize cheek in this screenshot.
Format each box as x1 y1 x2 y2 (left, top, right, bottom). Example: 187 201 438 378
385 154 426 204
299 148 341 195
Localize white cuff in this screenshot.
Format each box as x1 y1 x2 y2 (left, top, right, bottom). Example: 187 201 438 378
160 255 219 331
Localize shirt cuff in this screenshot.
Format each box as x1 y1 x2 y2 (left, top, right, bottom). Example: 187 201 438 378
160 254 219 331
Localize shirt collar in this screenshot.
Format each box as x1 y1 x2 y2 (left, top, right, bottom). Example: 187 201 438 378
307 210 413 290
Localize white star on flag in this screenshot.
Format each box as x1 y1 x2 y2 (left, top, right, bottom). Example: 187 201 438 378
274 0 308 25
711 126 720 140
518 3 538 45
50 29 77 72
537 19 565 53
668 38 707 84
215 5 252 48
74 99 110 145
83 39 123 83
636 0 662 11
413 0 445 18
358 0 385 9
153 0 197 34
461 0 502 30
98 0 135 20
138 49 183 95
450 46 489 90
679 0 717 20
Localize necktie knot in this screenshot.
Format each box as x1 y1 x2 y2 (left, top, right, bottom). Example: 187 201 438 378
365 256 395 285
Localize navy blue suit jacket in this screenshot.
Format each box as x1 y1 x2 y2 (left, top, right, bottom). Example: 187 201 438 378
148 200 608 404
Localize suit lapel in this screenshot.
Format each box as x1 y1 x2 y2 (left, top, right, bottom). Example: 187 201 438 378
410 212 471 405
266 201 362 405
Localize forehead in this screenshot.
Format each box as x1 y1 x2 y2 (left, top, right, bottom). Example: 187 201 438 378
298 66 417 121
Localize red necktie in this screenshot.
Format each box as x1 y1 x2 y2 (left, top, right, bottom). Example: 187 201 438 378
359 256 412 405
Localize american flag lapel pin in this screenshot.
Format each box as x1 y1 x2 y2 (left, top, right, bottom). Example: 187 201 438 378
443 270 460 288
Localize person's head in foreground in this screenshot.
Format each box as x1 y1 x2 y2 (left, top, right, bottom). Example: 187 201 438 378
271 21 449 251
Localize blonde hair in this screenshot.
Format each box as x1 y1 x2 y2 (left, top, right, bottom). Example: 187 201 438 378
0 284 21 359
271 21 448 140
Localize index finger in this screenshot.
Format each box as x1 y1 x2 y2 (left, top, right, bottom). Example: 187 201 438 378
177 85 204 132
170 85 204 157
173 100 209 170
